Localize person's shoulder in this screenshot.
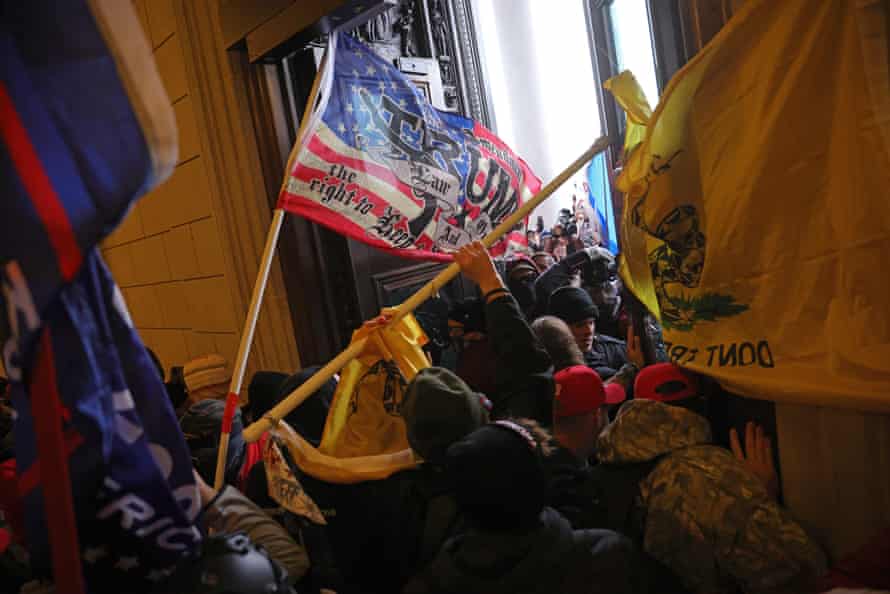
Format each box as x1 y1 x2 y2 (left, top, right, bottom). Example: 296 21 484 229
595 334 626 346
546 442 587 469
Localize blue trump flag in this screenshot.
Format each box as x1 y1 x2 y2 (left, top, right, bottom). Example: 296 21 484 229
1 0 199 588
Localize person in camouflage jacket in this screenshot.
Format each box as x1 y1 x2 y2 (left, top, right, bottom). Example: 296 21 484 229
597 398 827 594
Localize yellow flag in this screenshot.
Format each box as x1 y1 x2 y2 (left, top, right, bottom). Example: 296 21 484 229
319 309 429 457
609 0 890 411
265 417 417 485
603 70 652 156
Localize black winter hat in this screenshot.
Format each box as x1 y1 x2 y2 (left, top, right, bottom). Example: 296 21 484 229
548 286 599 325
401 367 490 464
246 371 288 423
446 421 548 530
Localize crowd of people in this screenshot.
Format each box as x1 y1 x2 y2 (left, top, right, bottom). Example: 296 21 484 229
1 239 888 594
525 198 598 265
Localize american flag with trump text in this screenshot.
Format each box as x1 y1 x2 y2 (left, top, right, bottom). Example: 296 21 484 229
278 33 541 260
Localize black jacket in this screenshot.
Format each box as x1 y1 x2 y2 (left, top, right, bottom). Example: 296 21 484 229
545 443 600 530
297 473 378 593
305 464 464 594
484 294 555 425
403 507 637 594
372 464 464 594
544 443 690 594
584 334 628 380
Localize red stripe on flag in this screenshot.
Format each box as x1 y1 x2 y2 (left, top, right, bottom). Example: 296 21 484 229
18 429 84 497
221 392 239 434
471 122 510 151
282 166 439 245
0 83 83 282
472 121 542 194
306 134 423 207
28 329 87 593
288 163 401 219
281 127 529 258
277 192 449 262
286 157 432 229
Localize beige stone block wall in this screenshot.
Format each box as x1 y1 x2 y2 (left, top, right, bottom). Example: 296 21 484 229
102 0 243 378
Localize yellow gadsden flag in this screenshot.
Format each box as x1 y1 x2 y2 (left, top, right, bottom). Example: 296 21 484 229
270 311 428 484
609 0 890 411
319 310 429 458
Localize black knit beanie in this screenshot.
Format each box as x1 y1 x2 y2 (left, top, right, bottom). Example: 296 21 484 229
446 421 547 531
548 286 599 324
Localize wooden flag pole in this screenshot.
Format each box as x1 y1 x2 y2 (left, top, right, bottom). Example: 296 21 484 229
242 135 612 444
212 48 330 490
212 208 285 489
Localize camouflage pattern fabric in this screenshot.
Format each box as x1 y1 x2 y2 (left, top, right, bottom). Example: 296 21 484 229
597 398 712 464
597 399 827 593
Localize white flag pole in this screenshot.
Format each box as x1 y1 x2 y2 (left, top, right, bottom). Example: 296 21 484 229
241 135 612 444
212 41 333 490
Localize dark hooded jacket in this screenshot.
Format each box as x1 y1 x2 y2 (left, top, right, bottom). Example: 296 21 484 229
484 294 554 425
403 507 636 594
584 334 629 380
544 443 598 529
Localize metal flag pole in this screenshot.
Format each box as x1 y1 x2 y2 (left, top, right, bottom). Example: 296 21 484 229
241 135 612 443
212 46 331 490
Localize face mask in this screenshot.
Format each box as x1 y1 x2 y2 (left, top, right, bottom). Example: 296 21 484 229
508 278 537 314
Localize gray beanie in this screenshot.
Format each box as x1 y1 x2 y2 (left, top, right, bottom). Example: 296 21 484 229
401 367 490 463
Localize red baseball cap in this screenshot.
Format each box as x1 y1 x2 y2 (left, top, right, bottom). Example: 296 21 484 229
604 382 627 405
553 366 624 418
634 362 699 402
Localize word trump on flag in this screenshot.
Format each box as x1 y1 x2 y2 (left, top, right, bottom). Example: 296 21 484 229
278 32 541 260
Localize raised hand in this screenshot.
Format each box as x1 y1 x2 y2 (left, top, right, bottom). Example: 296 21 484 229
626 326 645 368
454 240 504 297
730 421 779 499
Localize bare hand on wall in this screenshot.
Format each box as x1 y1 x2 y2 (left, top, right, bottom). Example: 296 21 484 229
730 421 779 500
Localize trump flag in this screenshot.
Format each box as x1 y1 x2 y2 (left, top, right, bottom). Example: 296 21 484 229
1 0 200 588
278 33 541 259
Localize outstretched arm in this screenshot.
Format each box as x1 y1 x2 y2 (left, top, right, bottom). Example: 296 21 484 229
533 247 616 313
455 242 553 422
